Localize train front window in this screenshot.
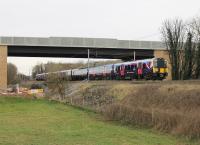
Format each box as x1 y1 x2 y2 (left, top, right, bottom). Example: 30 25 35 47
154 59 167 68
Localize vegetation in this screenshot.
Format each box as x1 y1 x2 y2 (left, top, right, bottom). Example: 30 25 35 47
7 63 18 84
65 81 200 140
0 96 195 145
45 73 70 101
101 81 200 139
7 63 30 85
161 17 200 80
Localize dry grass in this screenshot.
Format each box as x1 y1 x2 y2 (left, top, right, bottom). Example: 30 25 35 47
64 80 200 139
102 81 200 139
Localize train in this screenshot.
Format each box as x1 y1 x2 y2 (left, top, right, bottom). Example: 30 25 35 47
36 57 168 81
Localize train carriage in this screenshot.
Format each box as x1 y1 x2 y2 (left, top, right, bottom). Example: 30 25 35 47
36 57 168 81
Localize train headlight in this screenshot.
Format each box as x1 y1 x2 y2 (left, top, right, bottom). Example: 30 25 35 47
160 68 165 73
153 68 158 73
165 68 168 73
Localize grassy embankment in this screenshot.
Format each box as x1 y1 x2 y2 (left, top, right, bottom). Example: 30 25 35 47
68 80 200 140
0 96 195 145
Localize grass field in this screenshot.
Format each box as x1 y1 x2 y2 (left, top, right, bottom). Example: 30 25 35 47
0 96 197 145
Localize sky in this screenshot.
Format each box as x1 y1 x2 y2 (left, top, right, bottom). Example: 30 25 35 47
0 0 199 75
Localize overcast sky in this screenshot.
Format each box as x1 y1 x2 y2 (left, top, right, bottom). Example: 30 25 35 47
1 0 200 75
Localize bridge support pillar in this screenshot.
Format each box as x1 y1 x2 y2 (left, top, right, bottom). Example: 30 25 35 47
154 50 172 80
0 45 7 89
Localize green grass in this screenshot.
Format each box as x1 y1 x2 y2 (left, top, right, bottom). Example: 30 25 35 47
0 97 197 145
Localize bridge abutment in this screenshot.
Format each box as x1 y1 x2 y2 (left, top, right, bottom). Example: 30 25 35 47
0 45 7 89
154 50 172 80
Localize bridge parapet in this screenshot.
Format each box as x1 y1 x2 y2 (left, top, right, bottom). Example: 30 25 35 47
0 36 166 50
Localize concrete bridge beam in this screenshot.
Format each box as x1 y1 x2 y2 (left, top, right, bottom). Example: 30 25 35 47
0 45 7 89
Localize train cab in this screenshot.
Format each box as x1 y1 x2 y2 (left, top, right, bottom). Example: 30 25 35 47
152 58 168 80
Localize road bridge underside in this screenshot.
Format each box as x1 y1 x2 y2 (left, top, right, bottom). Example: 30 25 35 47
8 46 154 60
0 45 170 89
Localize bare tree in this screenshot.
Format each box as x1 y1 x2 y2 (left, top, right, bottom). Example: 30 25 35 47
17 73 30 82
161 18 186 80
46 73 69 101
195 42 200 78
190 17 200 36
190 17 200 79
162 17 200 80
182 31 195 79
32 63 46 78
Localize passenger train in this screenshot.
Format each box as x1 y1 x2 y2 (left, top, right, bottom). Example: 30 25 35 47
36 57 168 81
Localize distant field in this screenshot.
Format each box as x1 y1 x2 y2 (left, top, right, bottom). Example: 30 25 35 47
0 96 196 145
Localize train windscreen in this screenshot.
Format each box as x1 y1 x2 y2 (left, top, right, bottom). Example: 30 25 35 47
154 58 167 68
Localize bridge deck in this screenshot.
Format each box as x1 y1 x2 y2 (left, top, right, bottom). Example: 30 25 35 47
0 36 165 50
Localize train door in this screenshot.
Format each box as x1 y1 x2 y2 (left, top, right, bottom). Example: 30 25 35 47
120 64 125 79
143 63 147 77
125 64 131 80
137 62 143 79
115 65 120 80
143 61 152 79
111 64 115 80
131 64 137 79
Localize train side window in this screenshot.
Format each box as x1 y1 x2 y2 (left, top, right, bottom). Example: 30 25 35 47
125 65 128 71
125 65 131 71
143 63 146 69
131 64 137 70
121 65 125 71
112 65 114 69
138 63 143 69
116 66 120 72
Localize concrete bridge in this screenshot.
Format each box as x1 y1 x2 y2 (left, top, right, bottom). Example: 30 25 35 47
0 36 169 89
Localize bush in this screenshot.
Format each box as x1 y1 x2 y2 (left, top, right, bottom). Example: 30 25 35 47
45 74 69 101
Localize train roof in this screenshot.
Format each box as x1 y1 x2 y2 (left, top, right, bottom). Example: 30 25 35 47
36 57 166 76
113 58 155 66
